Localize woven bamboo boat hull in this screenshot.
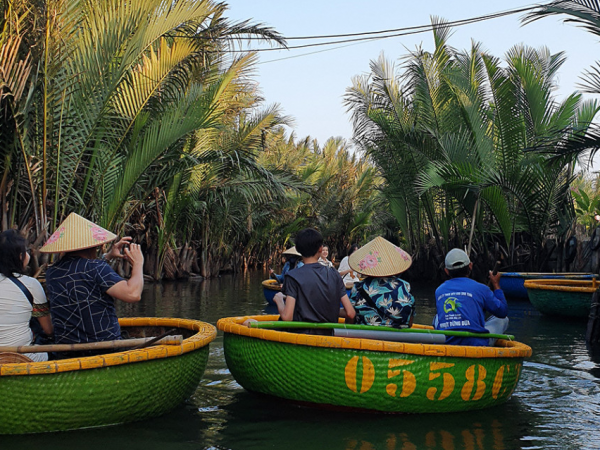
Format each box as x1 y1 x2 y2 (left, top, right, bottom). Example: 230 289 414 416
217 315 531 414
499 272 594 299
262 279 281 305
524 279 598 318
0 317 216 434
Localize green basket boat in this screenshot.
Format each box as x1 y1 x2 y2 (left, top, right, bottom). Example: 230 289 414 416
0 317 216 434
524 278 599 318
217 315 532 414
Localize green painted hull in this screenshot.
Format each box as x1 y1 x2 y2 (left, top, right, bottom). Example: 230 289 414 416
223 334 524 413
528 289 592 318
0 346 209 434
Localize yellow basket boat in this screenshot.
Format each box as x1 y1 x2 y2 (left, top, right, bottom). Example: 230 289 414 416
524 278 599 318
217 315 532 413
0 317 216 434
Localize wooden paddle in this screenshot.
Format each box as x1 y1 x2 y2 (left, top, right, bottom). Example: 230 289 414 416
0 335 183 354
249 321 514 341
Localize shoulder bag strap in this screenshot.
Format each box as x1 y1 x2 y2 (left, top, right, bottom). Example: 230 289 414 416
7 276 34 305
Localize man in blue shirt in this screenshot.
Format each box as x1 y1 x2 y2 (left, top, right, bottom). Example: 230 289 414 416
434 248 508 346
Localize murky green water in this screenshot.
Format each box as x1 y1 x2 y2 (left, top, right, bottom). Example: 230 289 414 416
3 271 600 449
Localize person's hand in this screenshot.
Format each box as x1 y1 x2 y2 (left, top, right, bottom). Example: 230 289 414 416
105 237 133 261
489 270 501 290
124 243 144 268
269 268 274 274
273 292 286 308
243 319 258 328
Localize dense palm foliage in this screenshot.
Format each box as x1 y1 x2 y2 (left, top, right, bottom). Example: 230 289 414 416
523 0 600 163
346 22 598 273
0 0 385 279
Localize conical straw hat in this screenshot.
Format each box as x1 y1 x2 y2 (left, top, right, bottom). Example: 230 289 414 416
349 236 412 277
40 213 117 253
282 246 301 257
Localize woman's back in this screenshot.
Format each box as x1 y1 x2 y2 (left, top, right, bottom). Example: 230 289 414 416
0 274 48 361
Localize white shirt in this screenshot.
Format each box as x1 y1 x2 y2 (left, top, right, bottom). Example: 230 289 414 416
0 274 48 362
338 256 360 283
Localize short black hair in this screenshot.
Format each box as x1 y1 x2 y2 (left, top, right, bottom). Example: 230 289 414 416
0 230 28 277
348 244 358 256
447 265 471 278
295 228 323 257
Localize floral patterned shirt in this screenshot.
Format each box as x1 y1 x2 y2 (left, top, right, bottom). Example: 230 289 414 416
350 276 415 327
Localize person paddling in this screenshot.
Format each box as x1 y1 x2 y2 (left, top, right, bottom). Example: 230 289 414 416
41 213 144 357
433 248 509 346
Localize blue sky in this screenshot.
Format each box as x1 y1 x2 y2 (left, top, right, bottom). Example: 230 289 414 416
225 1 598 151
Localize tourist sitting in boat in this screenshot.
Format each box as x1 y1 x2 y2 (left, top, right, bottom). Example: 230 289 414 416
40 213 144 354
318 245 334 267
0 230 53 362
433 248 509 346
269 246 304 283
270 228 355 332
338 244 360 284
348 237 415 328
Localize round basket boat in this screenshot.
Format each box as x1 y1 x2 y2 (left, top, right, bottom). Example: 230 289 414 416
499 272 594 299
524 279 599 318
0 317 216 434
217 315 532 414
262 279 281 305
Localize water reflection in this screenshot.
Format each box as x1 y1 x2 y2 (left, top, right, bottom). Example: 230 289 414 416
3 271 600 450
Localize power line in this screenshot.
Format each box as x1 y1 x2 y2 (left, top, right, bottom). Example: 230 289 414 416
172 4 538 54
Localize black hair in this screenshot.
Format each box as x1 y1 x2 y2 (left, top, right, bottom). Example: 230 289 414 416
0 230 28 277
348 244 358 256
295 228 323 258
288 255 301 269
447 265 471 278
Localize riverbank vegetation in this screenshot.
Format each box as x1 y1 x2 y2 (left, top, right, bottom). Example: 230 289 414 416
1 0 599 280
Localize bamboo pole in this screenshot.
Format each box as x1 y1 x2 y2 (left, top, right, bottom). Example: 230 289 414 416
249 322 514 340
0 335 183 354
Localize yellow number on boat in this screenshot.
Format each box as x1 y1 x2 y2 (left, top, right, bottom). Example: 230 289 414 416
345 356 375 394
386 358 416 398
426 362 455 401
461 364 487 401
492 364 510 399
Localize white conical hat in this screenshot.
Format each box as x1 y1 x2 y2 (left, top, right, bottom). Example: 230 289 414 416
40 213 117 253
349 236 412 277
282 246 301 256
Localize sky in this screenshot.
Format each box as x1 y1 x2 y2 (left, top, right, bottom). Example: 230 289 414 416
223 0 599 162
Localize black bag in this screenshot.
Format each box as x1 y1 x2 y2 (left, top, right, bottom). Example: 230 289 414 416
8 276 54 345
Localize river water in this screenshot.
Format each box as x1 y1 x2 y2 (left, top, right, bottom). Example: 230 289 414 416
4 271 600 449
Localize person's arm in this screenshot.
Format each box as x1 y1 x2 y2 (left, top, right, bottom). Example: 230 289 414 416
106 243 144 303
484 271 508 318
339 294 356 323
273 292 296 321
37 315 53 336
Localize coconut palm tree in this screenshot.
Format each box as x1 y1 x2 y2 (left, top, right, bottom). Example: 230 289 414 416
346 21 598 271
523 0 600 163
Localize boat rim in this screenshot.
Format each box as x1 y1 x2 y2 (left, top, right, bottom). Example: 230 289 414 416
217 315 532 359
0 317 216 377
262 279 281 291
524 278 599 293
500 272 594 278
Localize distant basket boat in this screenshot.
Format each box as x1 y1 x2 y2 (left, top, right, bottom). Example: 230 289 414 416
499 272 594 299
0 317 216 434
262 279 281 305
524 279 599 318
217 315 531 414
